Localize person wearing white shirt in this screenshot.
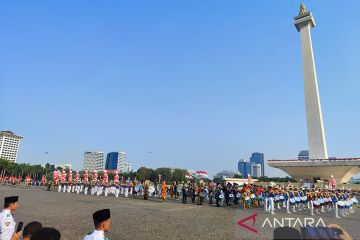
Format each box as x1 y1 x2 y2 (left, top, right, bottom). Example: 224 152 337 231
83 209 111 240
0 196 22 240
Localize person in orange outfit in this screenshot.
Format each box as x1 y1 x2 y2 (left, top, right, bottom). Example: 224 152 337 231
161 181 168 202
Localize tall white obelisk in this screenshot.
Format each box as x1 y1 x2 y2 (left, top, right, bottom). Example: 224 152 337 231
294 3 328 159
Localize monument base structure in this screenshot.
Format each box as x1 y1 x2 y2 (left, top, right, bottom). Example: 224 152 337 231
268 158 360 183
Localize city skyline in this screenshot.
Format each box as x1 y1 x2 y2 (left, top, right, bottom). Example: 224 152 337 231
1 1 360 178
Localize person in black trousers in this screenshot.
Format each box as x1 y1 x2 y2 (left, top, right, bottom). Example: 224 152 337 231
182 185 187 203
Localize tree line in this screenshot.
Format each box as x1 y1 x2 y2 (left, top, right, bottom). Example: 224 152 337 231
0 158 47 179
0 159 189 182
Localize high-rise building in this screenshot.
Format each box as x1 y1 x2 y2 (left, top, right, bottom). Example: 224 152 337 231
250 163 262 178
56 164 72 170
238 159 251 178
0 131 23 163
122 162 132 173
214 170 237 179
298 150 310 160
105 152 126 171
250 152 265 177
83 151 104 172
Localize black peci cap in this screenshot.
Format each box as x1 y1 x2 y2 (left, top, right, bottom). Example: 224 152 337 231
4 196 19 205
93 209 110 223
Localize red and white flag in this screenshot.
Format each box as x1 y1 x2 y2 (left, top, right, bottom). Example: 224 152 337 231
75 171 80 182
103 170 108 183
61 170 66 183
68 170 73 182
41 175 46 184
196 171 208 179
331 175 336 190
114 170 119 182
84 171 88 182
53 171 58 183
92 171 97 181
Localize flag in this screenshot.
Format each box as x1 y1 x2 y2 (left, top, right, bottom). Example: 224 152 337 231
185 172 193 180
114 170 119 182
195 171 208 179
331 175 336 190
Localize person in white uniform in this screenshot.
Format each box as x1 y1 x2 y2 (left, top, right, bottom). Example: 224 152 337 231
0 196 22 240
83 209 111 240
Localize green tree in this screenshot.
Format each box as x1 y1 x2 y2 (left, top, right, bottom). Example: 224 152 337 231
171 169 186 182
155 168 172 182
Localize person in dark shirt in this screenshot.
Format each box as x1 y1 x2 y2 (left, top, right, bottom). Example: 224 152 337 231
182 186 187 204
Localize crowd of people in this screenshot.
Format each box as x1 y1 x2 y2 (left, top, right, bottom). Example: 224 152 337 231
0 171 359 239
53 176 358 218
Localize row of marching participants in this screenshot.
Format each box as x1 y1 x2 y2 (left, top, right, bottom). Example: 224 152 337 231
263 187 358 218
54 179 358 218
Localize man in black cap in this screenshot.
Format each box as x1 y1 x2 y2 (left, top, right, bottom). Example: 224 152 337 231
0 196 22 240
83 209 111 240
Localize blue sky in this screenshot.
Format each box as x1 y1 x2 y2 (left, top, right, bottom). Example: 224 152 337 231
1 1 359 178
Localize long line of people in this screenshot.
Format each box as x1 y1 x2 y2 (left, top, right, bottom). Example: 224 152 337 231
53 176 359 220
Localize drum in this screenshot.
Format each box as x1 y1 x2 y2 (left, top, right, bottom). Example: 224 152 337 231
202 190 208 199
236 193 241 198
219 194 225 202
135 185 140 192
313 200 321 209
337 201 345 209
251 194 256 199
148 185 155 194
229 193 235 201
290 198 296 205
295 197 301 203
319 198 324 206
274 196 280 203
244 197 251 203
280 196 285 202
345 200 352 209
300 196 306 203
351 197 358 204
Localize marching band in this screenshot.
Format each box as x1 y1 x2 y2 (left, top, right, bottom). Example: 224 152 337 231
1 170 358 220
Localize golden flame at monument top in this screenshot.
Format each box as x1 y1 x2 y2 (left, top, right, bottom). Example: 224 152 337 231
299 2 307 15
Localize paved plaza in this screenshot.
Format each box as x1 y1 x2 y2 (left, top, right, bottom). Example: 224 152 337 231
0 185 359 240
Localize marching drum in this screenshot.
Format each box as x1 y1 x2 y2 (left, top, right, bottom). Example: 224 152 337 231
290 198 296 205
280 196 285 202
219 194 225 203
351 197 358 205
202 189 209 199
295 197 301 203
345 200 352 209
229 193 235 202
258 194 264 201
337 201 345 209
319 198 324 206
245 196 251 203
274 196 280 203
148 185 155 194
313 200 321 209
236 193 241 199
134 185 140 192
